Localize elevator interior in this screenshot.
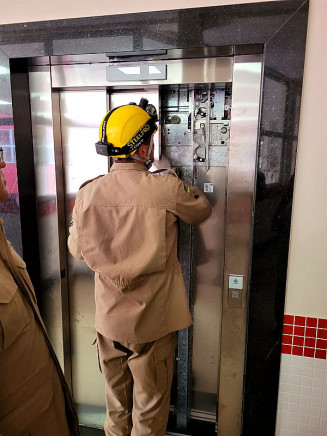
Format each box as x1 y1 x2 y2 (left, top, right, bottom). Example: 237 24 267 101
25 50 262 435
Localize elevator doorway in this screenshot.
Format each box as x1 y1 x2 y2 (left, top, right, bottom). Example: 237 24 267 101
28 53 262 435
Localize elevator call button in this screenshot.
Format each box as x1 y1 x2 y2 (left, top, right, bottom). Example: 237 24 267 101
229 275 243 289
228 275 244 309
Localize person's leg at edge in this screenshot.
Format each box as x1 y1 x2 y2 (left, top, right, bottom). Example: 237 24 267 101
96 332 133 436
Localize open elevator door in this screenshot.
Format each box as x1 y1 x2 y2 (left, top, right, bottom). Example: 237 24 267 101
28 54 262 435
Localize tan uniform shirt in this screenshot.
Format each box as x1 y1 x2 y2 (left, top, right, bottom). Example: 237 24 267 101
0 220 79 436
68 163 212 343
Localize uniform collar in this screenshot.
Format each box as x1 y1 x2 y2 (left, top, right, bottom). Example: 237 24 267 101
110 162 149 172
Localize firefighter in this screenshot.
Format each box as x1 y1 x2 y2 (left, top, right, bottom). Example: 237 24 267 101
68 99 212 436
0 148 80 435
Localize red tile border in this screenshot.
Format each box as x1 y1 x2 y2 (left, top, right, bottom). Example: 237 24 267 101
316 339 327 349
281 344 292 354
318 329 327 339
295 316 306 326
304 337 316 348
282 334 292 345
304 348 315 358
293 336 304 346
294 326 305 336
315 349 326 359
284 315 294 325
307 317 318 327
283 325 293 335
305 327 317 338
293 346 303 356
281 315 327 359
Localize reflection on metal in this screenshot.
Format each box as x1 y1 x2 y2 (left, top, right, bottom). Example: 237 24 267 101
193 166 226 407
218 57 262 436
59 90 108 423
29 67 66 372
51 57 233 88
51 90 73 389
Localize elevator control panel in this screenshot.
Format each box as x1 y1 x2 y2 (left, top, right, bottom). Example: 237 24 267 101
228 274 244 309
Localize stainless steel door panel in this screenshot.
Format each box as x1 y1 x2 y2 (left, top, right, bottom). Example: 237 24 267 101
192 166 226 412
218 57 262 436
29 66 64 368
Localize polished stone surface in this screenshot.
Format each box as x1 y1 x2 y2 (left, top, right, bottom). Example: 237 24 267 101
243 3 309 434
0 1 309 434
0 2 304 56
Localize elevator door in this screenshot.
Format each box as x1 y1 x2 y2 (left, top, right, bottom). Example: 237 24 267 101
58 87 227 430
29 55 262 436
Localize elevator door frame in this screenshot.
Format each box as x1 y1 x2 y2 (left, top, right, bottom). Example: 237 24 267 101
28 53 262 436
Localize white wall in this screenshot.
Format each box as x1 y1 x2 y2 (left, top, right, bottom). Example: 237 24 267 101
285 0 327 318
0 0 325 321
0 0 280 24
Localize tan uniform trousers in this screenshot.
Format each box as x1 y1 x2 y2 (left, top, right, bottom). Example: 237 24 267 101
96 331 177 436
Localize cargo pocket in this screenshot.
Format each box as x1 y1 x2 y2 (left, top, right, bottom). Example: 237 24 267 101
154 333 177 392
0 284 30 350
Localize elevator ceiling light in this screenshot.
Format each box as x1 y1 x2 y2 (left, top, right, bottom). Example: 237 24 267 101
107 64 166 82
117 66 140 75
149 66 162 75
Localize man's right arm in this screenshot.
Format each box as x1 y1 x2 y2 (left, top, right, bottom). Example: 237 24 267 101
175 179 212 225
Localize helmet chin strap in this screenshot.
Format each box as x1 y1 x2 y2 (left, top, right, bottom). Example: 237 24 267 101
144 137 154 169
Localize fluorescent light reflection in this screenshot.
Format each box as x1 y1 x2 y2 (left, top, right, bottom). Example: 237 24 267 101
117 67 140 75
149 66 162 74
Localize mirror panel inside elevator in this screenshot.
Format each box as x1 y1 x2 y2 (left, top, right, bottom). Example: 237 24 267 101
60 90 108 423
28 54 262 434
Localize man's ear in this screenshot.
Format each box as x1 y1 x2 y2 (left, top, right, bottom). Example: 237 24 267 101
138 144 148 159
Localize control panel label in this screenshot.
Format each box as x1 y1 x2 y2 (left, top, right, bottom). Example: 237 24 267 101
204 183 214 193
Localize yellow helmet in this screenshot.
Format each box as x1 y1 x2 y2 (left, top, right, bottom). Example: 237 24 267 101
95 99 158 159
